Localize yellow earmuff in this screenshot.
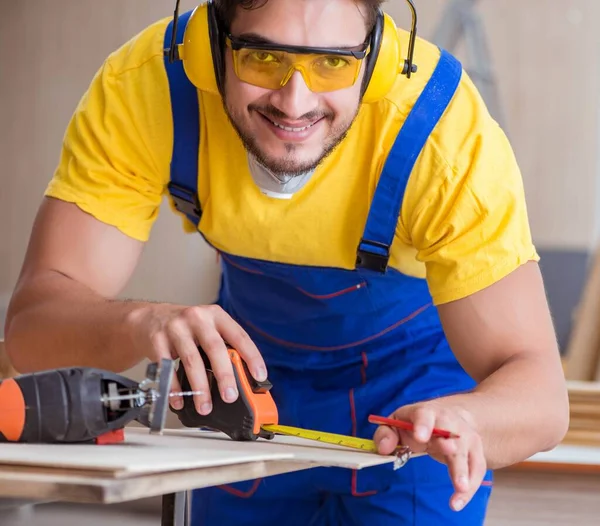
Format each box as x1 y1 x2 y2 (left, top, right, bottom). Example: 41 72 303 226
178 3 220 95
177 1 415 104
361 13 403 104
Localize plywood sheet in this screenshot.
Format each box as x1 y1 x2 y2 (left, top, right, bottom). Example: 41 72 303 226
0 459 311 504
156 428 400 470
0 431 293 477
525 443 600 467
0 427 398 480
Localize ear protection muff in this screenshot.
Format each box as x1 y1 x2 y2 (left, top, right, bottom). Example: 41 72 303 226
361 1 419 103
361 10 397 103
172 0 418 103
176 1 222 96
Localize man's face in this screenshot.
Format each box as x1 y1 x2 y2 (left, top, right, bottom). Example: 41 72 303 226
222 0 370 177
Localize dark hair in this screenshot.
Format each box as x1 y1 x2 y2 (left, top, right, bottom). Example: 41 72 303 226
213 0 385 33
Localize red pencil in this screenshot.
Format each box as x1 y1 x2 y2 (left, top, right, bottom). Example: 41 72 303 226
368 414 460 439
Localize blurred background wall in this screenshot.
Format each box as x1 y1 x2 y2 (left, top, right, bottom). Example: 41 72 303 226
1 0 598 357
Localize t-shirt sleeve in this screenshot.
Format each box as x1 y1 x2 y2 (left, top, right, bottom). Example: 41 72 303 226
401 72 539 305
45 48 170 242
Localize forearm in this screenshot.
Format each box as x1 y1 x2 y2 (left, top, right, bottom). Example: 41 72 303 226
4 270 147 373
437 352 569 469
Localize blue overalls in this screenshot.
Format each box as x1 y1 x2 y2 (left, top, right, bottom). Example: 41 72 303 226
164 11 493 525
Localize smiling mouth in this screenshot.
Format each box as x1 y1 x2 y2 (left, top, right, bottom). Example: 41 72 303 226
259 112 323 132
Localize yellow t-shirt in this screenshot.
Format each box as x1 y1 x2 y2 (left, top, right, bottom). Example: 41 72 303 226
45 16 539 306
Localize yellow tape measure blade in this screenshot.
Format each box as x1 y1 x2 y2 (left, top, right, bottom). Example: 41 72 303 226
262 424 378 452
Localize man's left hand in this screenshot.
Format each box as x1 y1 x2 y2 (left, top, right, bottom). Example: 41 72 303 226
373 401 487 512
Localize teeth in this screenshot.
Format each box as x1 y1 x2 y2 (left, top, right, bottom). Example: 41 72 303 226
269 119 315 132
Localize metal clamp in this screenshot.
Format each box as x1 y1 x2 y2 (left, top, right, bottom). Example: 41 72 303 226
393 446 414 470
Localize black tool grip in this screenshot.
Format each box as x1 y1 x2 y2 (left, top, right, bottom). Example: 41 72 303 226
0 368 141 444
170 350 260 441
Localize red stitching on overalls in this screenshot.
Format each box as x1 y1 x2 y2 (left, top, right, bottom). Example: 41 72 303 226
294 282 367 300
218 478 262 498
349 388 377 497
360 352 368 385
242 303 432 351
481 480 493 487
221 254 366 300
220 253 264 275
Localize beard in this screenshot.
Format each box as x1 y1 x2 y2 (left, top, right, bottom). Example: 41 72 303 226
222 98 359 178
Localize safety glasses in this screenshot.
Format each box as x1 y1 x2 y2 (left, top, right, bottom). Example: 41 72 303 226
225 35 370 93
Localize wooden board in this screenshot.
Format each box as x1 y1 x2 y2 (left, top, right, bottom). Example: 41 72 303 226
0 427 398 480
514 442 600 475
0 430 294 477
0 427 401 505
0 460 311 504
565 248 600 381
155 428 400 470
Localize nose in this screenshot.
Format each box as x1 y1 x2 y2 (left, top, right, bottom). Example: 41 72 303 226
269 69 318 120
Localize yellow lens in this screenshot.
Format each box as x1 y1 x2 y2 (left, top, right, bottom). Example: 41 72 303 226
309 55 362 92
232 47 362 93
233 48 294 90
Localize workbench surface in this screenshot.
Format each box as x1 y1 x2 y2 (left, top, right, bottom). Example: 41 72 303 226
1 427 598 505
0 427 395 504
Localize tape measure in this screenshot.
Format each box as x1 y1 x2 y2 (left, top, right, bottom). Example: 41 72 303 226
262 424 381 452
261 423 426 470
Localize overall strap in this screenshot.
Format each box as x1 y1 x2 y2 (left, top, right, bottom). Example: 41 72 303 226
163 10 202 227
356 49 463 273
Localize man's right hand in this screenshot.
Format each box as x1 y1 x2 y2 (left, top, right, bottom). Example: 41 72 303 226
4 198 267 413
126 303 267 414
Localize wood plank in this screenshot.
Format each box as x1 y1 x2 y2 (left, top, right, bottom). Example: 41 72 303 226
155 428 401 470
565 248 600 380
0 425 403 505
513 442 600 475
0 429 294 477
0 460 311 504
0 426 398 479
526 443 600 466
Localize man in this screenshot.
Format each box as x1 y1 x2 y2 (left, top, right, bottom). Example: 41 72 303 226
4 0 568 524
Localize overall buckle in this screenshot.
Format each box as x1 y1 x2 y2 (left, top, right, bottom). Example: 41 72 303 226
168 182 202 220
356 239 390 273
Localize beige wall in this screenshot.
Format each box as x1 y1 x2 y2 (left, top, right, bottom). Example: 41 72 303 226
0 0 221 322
388 0 600 250
1 1 598 332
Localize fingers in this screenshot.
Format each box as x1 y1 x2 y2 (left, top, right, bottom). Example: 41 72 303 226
447 437 487 512
421 410 485 511
150 331 184 410
180 306 240 408
373 424 400 455
165 319 212 414
440 436 469 511
375 406 437 455
408 406 437 444
213 307 268 382
146 304 265 416
372 404 487 512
